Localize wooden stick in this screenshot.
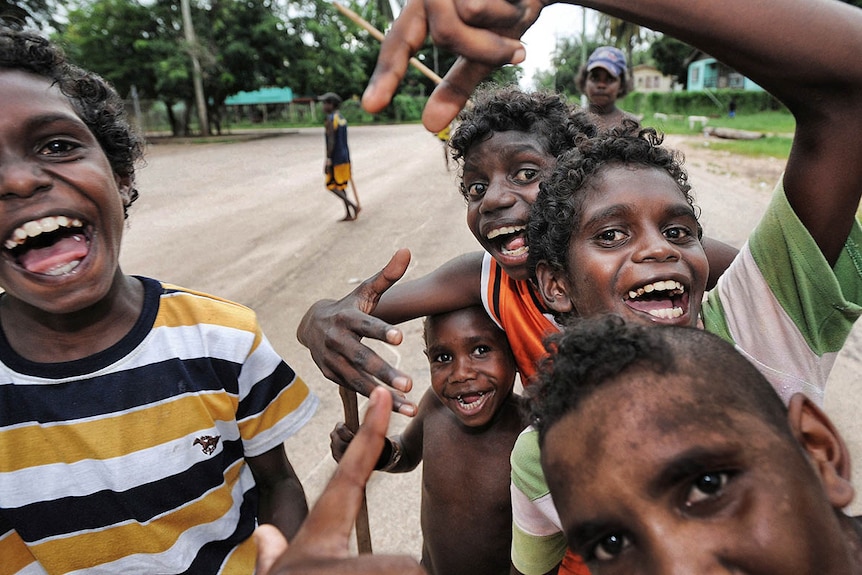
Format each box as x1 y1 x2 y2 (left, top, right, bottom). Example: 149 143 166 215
339 386 373 554
332 2 443 85
349 176 361 211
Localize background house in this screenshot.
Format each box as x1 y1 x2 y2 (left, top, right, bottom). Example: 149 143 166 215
686 52 763 92
632 64 680 93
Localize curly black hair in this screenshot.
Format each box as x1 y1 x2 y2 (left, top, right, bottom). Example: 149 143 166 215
0 26 144 216
528 314 792 444
448 85 597 200
527 125 701 282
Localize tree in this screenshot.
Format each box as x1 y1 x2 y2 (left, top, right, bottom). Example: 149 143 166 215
649 34 692 89
1 0 63 30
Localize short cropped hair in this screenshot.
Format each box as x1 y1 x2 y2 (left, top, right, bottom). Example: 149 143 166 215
529 315 793 443
527 126 700 280
0 26 144 215
449 86 597 200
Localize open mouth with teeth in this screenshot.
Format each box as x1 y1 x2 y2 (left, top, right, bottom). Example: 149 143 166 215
453 390 494 416
486 225 528 258
4 216 91 277
624 280 689 320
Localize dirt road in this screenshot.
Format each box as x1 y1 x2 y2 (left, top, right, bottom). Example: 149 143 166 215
122 124 862 558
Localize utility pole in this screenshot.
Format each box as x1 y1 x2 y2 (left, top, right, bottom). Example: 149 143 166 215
181 0 210 136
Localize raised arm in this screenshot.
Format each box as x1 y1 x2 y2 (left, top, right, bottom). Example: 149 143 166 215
366 0 862 261
297 249 484 415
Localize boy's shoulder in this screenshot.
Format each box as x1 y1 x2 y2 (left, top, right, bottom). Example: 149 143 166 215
152 280 260 333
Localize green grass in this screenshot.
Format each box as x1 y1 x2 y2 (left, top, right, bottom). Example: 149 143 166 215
644 111 794 159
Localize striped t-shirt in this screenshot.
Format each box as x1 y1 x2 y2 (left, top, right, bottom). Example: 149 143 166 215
0 277 318 574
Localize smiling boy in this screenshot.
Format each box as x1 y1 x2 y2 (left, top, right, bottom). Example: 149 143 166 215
0 27 317 574
531 315 862 573
330 306 523 575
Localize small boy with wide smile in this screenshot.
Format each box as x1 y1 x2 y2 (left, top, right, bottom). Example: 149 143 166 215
330 306 524 575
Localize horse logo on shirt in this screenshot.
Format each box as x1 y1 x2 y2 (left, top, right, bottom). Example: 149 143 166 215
194 435 221 455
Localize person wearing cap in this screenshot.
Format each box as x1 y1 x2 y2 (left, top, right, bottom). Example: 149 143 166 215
575 46 639 132
319 92 359 221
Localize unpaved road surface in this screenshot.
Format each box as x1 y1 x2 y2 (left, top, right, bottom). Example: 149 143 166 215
122 124 862 558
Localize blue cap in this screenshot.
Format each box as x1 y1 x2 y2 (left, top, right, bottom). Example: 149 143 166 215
587 46 627 78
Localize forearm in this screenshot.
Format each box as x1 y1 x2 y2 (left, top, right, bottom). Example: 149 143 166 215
568 0 862 108
257 474 309 540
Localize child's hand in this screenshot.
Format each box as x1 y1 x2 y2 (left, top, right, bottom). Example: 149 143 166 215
361 0 544 133
330 422 355 463
296 249 418 417
255 388 426 575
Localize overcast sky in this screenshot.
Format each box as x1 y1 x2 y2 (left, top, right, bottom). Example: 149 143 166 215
518 5 596 89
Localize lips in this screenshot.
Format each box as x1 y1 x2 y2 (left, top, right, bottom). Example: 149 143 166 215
452 389 495 417
624 279 689 320
4 215 91 276
486 224 528 258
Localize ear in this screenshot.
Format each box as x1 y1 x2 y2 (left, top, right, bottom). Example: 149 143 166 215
535 260 574 314
787 393 855 509
115 175 133 206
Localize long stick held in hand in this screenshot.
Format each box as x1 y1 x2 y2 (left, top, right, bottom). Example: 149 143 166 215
332 2 443 85
339 386 373 554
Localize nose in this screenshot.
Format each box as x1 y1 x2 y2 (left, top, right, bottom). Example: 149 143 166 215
448 355 476 384
632 229 680 263
0 155 52 199
646 520 739 575
478 179 517 214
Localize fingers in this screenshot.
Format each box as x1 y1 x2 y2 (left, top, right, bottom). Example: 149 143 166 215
329 423 355 463
254 524 289 575
355 248 412 315
362 0 431 114
421 57 497 133
288 388 393 559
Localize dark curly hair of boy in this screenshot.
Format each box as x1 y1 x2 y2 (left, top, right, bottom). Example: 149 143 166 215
0 26 145 216
526 125 701 281
528 314 793 444
448 86 597 200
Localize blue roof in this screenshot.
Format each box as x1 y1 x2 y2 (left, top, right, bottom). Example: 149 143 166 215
225 87 294 105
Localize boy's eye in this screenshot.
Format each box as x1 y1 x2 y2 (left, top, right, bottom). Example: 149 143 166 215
591 532 631 561
686 471 729 506
39 139 81 156
464 182 487 200
433 352 453 363
664 225 694 241
595 229 626 244
471 344 492 356
513 168 539 183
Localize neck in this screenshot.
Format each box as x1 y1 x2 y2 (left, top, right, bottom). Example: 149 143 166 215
0 273 144 363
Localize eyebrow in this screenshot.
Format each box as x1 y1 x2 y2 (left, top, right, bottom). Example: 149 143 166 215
646 445 739 498
23 113 88 134
582 202 696 230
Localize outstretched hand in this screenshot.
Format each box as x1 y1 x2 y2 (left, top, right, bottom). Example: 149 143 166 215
255 388 427 575
296 248 418 416
361 0 547 133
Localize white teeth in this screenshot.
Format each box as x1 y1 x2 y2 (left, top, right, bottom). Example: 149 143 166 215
627 280 685 300
648 307 684 319
501 245 528 257
4 216 84 250
44 260 81 276
486 225 525 240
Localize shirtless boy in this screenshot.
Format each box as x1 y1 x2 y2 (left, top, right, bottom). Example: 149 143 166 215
330 306 524 575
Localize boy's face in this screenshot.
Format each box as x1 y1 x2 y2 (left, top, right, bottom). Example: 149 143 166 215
542 369 852 574
424 307 516 427
538 165 708 326
585 67 622 108
0 70 131 314
463 130 554 281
